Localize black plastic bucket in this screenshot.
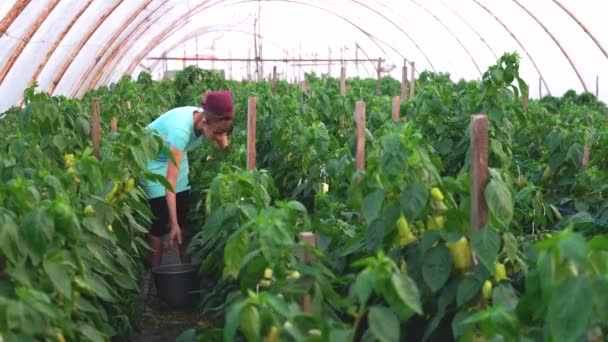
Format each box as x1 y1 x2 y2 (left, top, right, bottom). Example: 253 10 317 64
151 263 200 311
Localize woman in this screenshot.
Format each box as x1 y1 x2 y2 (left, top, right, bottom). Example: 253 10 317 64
145 91 235 269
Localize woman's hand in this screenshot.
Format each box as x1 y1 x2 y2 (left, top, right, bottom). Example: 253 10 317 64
168 222 182 249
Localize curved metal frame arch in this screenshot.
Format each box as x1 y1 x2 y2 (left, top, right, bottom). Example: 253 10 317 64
0 0 31 35
438 0 498 60
471 0 551 95
86 1 174 95
69 0 155 97
48 0 125 95
409 0 482 76
26 0 94 93
351 0 435 71
0 0 58 84
552 0 608 60
95 0 218 87
511 0 588 91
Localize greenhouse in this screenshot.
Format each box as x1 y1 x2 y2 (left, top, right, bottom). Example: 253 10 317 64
0 0 607 341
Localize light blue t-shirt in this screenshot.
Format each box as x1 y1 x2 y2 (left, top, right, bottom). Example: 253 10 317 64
145 106 204 199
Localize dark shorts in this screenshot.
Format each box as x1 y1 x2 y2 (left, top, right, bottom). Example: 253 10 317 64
148 190 191 237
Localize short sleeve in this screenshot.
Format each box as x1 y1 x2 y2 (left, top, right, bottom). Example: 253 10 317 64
167 128 191 151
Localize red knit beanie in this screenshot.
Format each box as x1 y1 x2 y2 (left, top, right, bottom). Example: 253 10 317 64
201 91 234 116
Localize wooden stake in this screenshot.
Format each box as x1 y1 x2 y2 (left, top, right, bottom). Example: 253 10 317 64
272 65 277 95
470 115 489 238
298 232 317 314
340 66 346 97
376 58 382 96
401 62 408 102
582 144 590 169
355 101 366 171
91 98 101 160
539 77 542 98
596 75 599 98
392 96 400 122
110 117 117 133
247 97 257 170
409 62 416 99
523 86 529 111
125 100 131 110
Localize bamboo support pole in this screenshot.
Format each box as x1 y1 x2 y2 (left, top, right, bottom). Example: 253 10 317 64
247 97 257 170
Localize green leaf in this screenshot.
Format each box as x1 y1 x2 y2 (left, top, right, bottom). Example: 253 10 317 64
547 278 592 342
400 183 429 221
74 297 98 313
369 306 399 342
391 272 423 315
23 208 52 259
557 233 587 263
43 260 72 299
588 235 608 250
457 276 483 307
470 227 501 273
362 189 385 222
52 135 68 151
420 230 441 255
422 246 452 292
224 300 246 342
223 228 249 279
86 273 115 302
592 276 608 323
175 329 196 342
366 218 385 254
354 269 375 305
238 304 260 341
484 179 513 227
80 324 106 342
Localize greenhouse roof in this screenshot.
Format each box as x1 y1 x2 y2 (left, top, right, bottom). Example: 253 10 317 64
1 0 606 111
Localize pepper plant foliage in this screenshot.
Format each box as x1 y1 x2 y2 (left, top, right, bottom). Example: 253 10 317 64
1 52 607 341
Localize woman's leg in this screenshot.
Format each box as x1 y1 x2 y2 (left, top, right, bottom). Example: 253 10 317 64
148 196 169 268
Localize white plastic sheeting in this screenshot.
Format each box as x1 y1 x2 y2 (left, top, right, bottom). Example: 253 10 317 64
0 0 606 112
